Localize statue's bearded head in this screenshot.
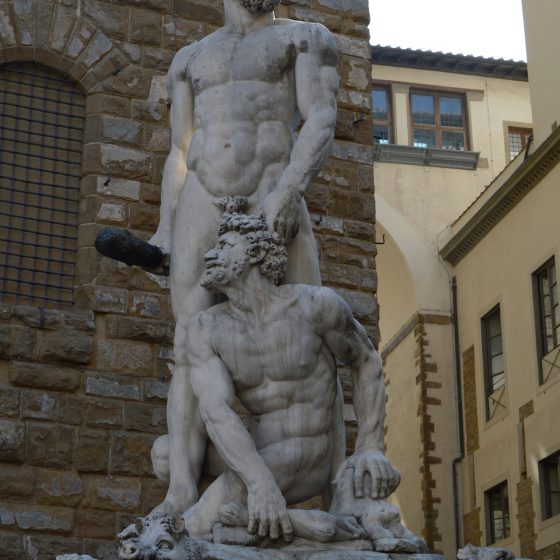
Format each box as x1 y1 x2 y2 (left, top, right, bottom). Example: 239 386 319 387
239 0 280 14
201 198 287 291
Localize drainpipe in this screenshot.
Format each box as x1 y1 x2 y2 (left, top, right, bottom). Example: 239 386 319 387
451 276 465 552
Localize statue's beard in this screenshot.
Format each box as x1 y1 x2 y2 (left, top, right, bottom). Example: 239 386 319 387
201 258 249 290
239 0 280 13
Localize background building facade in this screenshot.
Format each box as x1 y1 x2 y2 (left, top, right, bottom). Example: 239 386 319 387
0 1 376 558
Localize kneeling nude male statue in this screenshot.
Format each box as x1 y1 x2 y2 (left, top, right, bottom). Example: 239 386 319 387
117 204 426 559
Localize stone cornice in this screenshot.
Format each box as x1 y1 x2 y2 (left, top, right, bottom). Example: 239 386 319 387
441 127 560 266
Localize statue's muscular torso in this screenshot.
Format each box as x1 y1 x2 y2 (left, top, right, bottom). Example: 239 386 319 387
199 286 338 503
181 20 324 199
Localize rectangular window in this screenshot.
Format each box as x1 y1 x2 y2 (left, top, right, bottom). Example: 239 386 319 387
533 258 560 384
485 481 510 544
410 90 467 150
508 126 533 160
373 86 392 145
540 451 560 520
481 306 506 419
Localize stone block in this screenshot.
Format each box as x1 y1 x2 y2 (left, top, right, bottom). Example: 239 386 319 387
129 202 160 231
50 5 76 52
91 476 142 512
124 402 166 433
130 292 162 319
15 505 73 533
320 262 376 291
106 315 172 343
110 431 156 476
0 464 35 500
0 384 20 417
174 0 224 27
130 8 162 46
83 539 118 560
143 378 170 401
65 18 96 60
79 32 112 67
131 99 167 123
96 176 141 201
75 429 109 473
59 395 87 425
26 424 74 469
21 390 58 421
75 508 116 539
76 286 128 314
102 65 153 98
83 0 129 40
34 0 55 46
85 374 141 401
0 419 25 462
84 144 153 182
328 187 375 222
12 0 34 46
85 399 123 428
143 46 174 70
142 477 166 512
9 361 82 392
86 93 131 118
10 325 37 361
38 329 93 365
344 219 375 241
37 470 83 507
89 115 144 147
145 125 171 152
23 535 83 560
0 532 23 559
0 324 10 358
162 15 208 49
96 339 154 376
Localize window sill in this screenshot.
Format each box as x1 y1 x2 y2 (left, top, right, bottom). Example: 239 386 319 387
373 143 480 170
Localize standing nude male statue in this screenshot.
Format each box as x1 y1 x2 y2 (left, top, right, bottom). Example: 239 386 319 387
147 0 340 514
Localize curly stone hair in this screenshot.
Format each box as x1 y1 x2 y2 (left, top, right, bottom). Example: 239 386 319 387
240 0 280 13
216 197 288 285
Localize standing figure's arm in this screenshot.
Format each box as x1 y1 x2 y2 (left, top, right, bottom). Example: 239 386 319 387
149 46 196 253
312 288 401 499
263 24 339 241
187 314 294 541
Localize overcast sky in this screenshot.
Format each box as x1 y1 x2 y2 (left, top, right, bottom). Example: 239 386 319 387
368 0 527 61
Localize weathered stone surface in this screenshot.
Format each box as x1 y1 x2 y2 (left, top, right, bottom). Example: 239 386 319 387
75 429 109 473
0 532 23 559
130 292 162 318
9 362 82 392
85 374 141 401
14 505 73 533
96 176 141 201
0 419 25 462
143 378 170 401
59 395 87 426
0 464 35 500
83 0 129 40
106 315 172 343
96 339 154 375
123 401 166 433
21 390 58 420
110 431 156 476
0 383 20 417
37 470 83 507
24 535 84 560
130 8 162 45
75 508 116 539
85 398 123 428
26 424 74 469
91 476 142 512
38 330 93 365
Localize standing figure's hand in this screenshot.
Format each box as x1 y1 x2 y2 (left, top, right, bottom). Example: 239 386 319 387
261 188 302 242
246 481 294 542
334 449 401 500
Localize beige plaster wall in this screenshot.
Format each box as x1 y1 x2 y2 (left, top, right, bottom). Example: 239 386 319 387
523 0 560 147
454 165 560 553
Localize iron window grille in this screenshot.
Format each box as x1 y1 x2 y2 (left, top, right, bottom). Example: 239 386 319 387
508 126 533 161
372 85 393 145
409 90 468 151
481 305 506 420
539 450 560 520
485 480 510 544
533 257 560 385
0 62 85 307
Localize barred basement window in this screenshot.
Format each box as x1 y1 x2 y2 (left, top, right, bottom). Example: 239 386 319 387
485 480 510 544
0 62 85 307
539 450 560 520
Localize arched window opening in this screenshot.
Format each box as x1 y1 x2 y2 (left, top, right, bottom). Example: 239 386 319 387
0 62 85 307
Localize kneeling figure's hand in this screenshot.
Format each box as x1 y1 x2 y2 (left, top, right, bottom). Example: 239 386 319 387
335 449 401 500
247 481 294 542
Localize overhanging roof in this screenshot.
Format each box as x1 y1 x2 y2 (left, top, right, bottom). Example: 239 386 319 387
372 45 528 81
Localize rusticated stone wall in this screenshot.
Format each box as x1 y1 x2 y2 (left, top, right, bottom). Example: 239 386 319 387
0 1 375 558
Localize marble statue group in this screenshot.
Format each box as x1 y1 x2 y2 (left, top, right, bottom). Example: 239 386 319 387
95 0 428 558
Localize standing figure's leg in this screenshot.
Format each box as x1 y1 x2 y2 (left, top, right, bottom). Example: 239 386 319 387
158 177 224 513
